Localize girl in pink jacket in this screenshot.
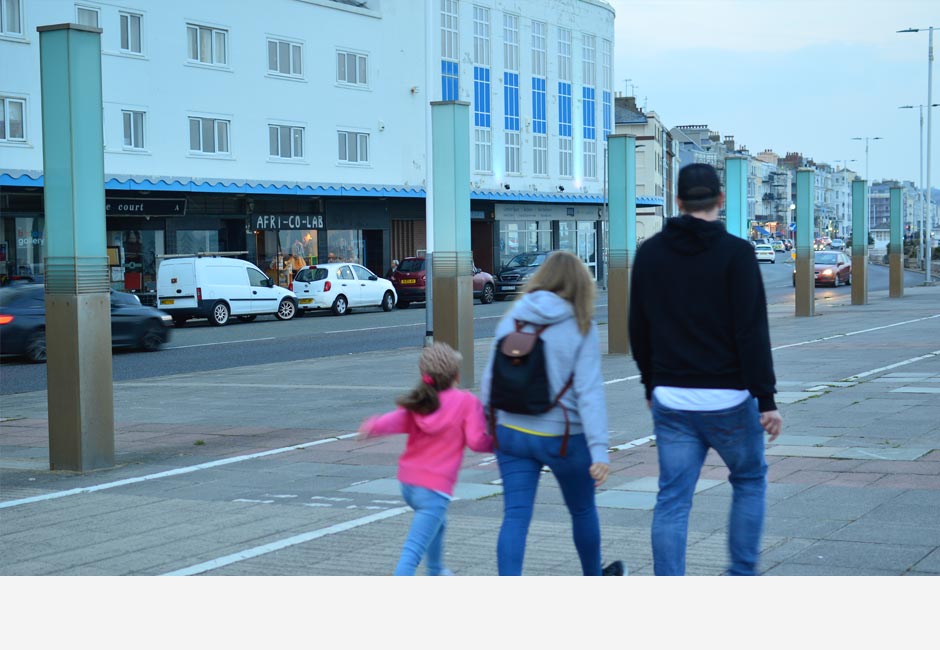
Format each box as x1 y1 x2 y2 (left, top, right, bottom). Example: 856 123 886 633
360 342 492 576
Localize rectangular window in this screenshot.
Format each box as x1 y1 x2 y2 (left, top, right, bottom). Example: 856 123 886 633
441 60 459 100
558 81 572 138
440 0 459 100
532 77 546 135
188 117 230 154
557 27 571 82
582 34 595 87
269 124 304 159
504 72 519 131
584 139 596 179
473 5 489 67
473 65 491 128
533 134 547 176
505 131 520 174
76 6 99 28
582 86 595 140
338 130 369 164
337 50 368 86
120 12 142 54
268 39 303 78
602 39 612 137
503 14 519 72
559 136 572 177
1 0 22 36
474 126 491 173
531 21 546 78
187 23 228 66
122 110 145 150
0 96 26 142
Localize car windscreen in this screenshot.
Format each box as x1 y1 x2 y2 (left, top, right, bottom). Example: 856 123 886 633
398 259 425 272
816 253 839 264
506 253 546 268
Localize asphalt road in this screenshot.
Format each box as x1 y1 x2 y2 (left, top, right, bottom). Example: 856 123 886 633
0 257 925 395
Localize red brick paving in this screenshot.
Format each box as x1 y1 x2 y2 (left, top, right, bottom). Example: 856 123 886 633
773 470 841 485
869 474 940 490
853 460 940 475
823 473 886 488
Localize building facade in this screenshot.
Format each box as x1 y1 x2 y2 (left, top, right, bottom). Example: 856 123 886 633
1 0 622 293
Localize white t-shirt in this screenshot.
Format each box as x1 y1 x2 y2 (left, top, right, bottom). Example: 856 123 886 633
653 386 751 411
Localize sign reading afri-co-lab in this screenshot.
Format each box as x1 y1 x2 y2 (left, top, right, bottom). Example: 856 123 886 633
254 214 325 230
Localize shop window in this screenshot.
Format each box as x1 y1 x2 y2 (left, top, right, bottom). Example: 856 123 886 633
108 229 163 292
327 230 362 263
176 230 219 255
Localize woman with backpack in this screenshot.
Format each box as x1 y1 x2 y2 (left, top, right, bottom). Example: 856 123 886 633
481 250 622 576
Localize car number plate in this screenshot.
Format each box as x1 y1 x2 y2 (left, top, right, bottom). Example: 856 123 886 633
501 285 516 291
159 299 175 305
400 279 417 284
299 298 313 304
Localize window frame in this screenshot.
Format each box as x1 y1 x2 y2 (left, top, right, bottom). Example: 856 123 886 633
531 20 546 78
267 37 303 79
0 0 23 37
268 123 305 160
337 129 370 165
121 109 146 151
559 136 573 178
440 0 458 62
473 5 489 67
336 49 369 88
119 10 143 55
557 27 572 82
474 126 492 173
188 115 231 156
533 133 548 177
186 22 229 67
505 130 521 175
503 13 519 73
582 33 596 88
76 4 100 28
0 95 27 143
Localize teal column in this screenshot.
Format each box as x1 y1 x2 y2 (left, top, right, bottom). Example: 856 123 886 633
724 156 748 239
851 179 869 305
607 134 636 355
429 101 473 386
794 168 815 317
889 186 903 298
38 23 114 471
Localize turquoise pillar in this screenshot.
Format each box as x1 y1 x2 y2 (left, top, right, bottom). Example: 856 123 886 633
794 168 815 317
889 186 903 298
851 179 869 305
724 156 748 239
38 23 114 471
429 101 473 386
607 134 636 355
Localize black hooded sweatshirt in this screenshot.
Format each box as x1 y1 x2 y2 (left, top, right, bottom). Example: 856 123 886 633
629 215 777 412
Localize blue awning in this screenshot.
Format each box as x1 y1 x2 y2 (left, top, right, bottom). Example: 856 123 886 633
755 226 771 235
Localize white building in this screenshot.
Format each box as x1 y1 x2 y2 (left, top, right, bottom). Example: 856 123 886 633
1 0 616 292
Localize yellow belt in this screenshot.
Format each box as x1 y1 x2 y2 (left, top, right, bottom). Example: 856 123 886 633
503 424 559 438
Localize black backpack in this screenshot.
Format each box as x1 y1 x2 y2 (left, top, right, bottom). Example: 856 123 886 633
489 320 574 455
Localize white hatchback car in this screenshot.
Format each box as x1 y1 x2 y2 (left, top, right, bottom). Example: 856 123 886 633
754 244 776 264
290 263 397 316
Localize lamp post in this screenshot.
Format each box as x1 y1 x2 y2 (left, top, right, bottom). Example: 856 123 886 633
899 103 939 265
851 136 883 233
899 25 936 284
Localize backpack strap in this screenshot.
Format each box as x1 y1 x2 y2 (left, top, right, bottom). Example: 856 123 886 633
553 374 574 456
514 319 548 336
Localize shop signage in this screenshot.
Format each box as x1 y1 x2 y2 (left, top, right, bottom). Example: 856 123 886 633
105 198 187 216
495 203 601 221
253 214 325 230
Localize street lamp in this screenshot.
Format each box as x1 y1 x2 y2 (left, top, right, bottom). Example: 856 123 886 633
899 103 940 264
899 26 936 285
851 136 884 232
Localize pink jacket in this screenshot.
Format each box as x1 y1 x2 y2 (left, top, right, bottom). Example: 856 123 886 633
361 389 493 496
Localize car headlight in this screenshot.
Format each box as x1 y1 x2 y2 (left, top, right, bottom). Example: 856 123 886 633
160 314 173 322
821 269 833 275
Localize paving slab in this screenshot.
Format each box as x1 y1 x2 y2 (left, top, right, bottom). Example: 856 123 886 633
784 540 933 571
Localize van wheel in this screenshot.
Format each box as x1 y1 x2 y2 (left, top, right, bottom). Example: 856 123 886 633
481 283 495 304
25 330 46 363
275 298 296 320
382 291 395 312
236 315 257 322
210 301 230 326
140 322 165 352
331 295 348 316
173 317 187 328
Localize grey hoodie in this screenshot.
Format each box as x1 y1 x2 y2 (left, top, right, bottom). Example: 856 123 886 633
480 290 609 464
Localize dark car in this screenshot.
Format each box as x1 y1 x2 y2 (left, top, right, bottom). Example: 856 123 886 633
0 284 172 363
791 251 852 288
390 256 495 308
494 251 553 300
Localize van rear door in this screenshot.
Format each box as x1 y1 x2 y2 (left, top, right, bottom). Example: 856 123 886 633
157 259 197 310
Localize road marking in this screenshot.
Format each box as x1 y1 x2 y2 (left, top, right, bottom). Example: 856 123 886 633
0 432 359 510
845 350 940 381
162 507 411 576
232 498 274 504
772 314 940 351
609 435 656 452
165 337 276 350
605 375 640 385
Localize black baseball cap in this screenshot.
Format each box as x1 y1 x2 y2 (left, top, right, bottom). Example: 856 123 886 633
677 163 722 206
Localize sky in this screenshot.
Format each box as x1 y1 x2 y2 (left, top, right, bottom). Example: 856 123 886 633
610 0 938 187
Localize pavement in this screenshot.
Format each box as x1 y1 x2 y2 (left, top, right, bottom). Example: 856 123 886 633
1 283 939 576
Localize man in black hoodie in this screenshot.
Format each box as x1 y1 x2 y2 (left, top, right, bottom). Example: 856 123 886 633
629 163 783 576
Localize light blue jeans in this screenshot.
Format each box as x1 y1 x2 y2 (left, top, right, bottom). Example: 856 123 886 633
651 397 768 576
394 482 451 576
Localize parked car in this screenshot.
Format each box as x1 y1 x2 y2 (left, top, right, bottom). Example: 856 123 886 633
156 255 297 327
791 251 852 287
754 244 776 264
771 240 786 252
0 284 172 363
290 262 396 315
829 238 845 251
390 257 496 308
494 251 554 300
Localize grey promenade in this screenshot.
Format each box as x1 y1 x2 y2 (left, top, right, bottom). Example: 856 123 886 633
2 285 940 576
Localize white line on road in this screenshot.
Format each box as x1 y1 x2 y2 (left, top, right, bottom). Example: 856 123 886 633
609 435 656 452
845 351 940 381
772 314 940 351
0 432 359 510
162 507 411 576
605 375 640 385
165 337 277 350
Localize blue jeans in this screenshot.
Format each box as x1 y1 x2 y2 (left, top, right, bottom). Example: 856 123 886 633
394 483 451 576
495 425 602 576
651 397 768 576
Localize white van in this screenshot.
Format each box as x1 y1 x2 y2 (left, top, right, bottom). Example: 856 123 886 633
156 255 297 326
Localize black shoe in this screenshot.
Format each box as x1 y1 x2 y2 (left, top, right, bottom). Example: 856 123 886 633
602 560 625 576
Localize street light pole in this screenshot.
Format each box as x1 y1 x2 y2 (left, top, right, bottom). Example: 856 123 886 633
899 104 938 264
851 136 883 235
900 26 936 285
